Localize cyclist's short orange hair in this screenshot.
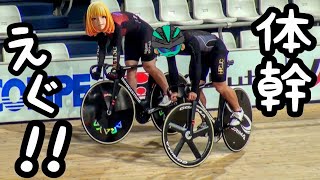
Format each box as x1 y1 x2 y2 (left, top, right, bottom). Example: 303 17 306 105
85 1 115 37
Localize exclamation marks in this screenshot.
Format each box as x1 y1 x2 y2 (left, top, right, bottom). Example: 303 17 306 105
15 120 72 178
42 120 72 178
15 121 45 178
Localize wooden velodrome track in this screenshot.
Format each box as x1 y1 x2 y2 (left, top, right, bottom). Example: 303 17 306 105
0 103 320 179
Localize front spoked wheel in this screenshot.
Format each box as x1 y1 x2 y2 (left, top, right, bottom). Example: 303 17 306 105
222 88 253 152
162 103 214 167
80 81 135 144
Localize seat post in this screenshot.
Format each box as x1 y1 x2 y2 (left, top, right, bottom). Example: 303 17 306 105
218 27 224 41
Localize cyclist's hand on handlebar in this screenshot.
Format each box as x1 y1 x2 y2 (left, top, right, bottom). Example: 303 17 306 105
91 71 101 80
91 67 102 80
187 92 197 101
170 92 178 102
167 88 178 102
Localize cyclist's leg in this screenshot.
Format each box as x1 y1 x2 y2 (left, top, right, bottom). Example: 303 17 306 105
140 25 170 106
198 52 210 108
213 82 243 125
198 83 207 130
125 61 138 92
213 82 241 111
197 53 209 130
142 59 170 106
199 82 206 107
210 39 243 126
124 34 140 92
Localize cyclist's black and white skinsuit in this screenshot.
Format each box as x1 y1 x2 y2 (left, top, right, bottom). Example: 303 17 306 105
94 11 156 69
167 30 229 94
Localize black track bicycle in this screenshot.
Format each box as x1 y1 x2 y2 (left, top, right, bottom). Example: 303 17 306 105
80 49 187 144
161 64 253 167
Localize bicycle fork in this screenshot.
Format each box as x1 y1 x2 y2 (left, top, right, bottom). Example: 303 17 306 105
105 79 121 116
184 100 198 140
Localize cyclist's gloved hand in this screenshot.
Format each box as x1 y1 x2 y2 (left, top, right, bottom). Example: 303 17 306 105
169 91 178 102
91 66 102 80
168 86 179 102
187 92 197 101
171 92 178 102
106 68 118 80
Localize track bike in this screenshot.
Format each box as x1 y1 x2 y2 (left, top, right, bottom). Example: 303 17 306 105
80 51 187 144
161 64 253 167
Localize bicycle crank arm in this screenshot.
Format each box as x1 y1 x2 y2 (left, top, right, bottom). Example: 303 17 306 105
147 107 162 114
147 102 178 114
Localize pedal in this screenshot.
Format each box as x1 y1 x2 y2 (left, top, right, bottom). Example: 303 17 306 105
147 101 176 114
147 107 161 114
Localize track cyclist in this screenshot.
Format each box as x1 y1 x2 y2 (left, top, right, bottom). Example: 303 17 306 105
85 1 172 107
152 25 244 141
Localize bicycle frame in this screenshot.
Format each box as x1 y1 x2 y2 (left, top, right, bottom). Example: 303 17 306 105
180 82 225 135
109 47 145 108
103 65 156 115
118 73 155 106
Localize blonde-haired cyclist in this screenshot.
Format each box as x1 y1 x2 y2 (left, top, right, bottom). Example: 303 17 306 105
85 1 172 106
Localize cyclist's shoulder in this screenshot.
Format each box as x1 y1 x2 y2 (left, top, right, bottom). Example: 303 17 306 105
111 11 138 23
111 11 126 18
111 12 131 25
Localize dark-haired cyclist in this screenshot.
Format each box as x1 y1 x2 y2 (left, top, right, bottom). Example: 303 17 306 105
152 26 244 141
